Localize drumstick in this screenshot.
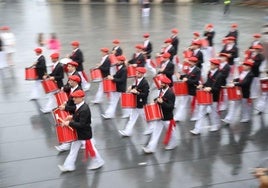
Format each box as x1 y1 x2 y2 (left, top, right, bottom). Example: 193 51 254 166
55 114 73 131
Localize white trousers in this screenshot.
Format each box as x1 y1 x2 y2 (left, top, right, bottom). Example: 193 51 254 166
224 99 252 122
145 59 156 76
193 102 221 132
123 108 153 135
104 92 131 117
63 139 103 170
42 91 57 111
146 120 177 152
174 95 198 121
255 92 268 112
93 81 104 102
78 71 90 90
30 80 44 99
250 77 261 99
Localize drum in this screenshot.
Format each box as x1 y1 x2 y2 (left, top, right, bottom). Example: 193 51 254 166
41 80 58 93
226 86 242 100
260 78 268 92
60 58 72 64
90 68 102 82
196 90 213 105
109 54 117 66
56 126 77 143
54 91 68 106
127 66 136 78
25 67 38 80
144 103 163 121
52 108 70 125
121 93 137 108
103 79 116 93
173 81 188 96
153 74 164 89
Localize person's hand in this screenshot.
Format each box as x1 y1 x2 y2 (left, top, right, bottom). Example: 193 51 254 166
157 97 163 104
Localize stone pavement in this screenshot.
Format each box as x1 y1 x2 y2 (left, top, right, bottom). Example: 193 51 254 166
0 1 268 188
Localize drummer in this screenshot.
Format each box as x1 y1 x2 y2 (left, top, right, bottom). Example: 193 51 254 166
174 56 201 121
143 75 177 154
142 33 156 75
101 55 130 119
40 52 64 113
157 52 175 87
29 48 47 100
118 67 152 136
91 47 111 104
128 44 146 67
68 41 90 91
222 59 254 124
63 61 81 95
56 75 84 152
111 39 123 57
190 58 225 135
58 90 105 172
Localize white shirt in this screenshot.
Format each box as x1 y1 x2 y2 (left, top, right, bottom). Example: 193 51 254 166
52 61 59 70
219 62 227 70
159 87 169 97
188 66 196 74
144 40 149 47
239 70 249 81
100 55 109 64
75 101 85 111
209 68 218 77
70 85 79 94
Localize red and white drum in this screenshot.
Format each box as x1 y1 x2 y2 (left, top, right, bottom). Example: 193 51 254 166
153 74 164 89
42 80 58 93
56 126 77 143
121 93 137 108
260 78 268 92
196 90 213 105
103 79 116 93
90 68 102 82
60 58 72 73
54 91 68 106
52 108 70 125
226 86 242 101
109 54 117 66
173 81 188 96
127 66 136 78
144 103 163 121
25 67 38 80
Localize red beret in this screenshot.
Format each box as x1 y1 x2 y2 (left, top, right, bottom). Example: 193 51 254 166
162 52 171 58
67 61 78 67
209 58 220 65
231 23 238 28
243 59 254 67
116 55 126 61
71 90 85 98
50 53 60 59
136 67 147 74
101 47 109 53
207 24 213 28
113 39 120 44
1 26 10 31
252 44 263 50
193 32 200 37
192 40 202 46
34 48 42 53
164 38 172 43
68 75 81 83
135 44 144 50
171 28 178 34
227 36 236 41
71 41 80 46
143 33 150 38
253 33 261 38
188 56 198 62
159 75 171 84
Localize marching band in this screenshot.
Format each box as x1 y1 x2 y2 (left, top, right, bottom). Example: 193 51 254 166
23 24 268 173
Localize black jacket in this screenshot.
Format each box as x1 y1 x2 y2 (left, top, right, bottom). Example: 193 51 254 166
155 88 175 120
69 103 92 140
131 77 149 108
35 55 47 79
181 66 201 96
49 63 64 89
234 71 254 98
70 49 84 71
98 55 111 78
113 65 127 92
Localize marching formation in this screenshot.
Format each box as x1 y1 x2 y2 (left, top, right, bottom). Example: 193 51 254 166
24 23 268 172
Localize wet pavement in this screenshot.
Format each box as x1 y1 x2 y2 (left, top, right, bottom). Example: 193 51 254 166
1 1 268 188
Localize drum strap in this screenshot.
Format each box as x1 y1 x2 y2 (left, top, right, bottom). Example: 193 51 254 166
191 96 196 113
163 119 176 145
84 140 96 161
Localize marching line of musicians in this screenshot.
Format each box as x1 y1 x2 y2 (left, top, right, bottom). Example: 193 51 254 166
24 23 268 172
